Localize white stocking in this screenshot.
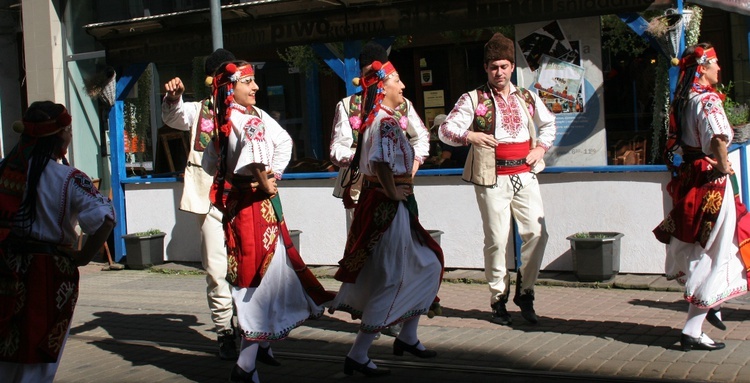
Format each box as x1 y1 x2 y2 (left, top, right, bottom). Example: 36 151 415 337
237 339 259 380
347 331 379 368
396 317 425 350
683 304 708 338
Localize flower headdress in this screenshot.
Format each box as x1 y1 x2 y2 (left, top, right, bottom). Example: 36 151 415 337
675 46 717 70
212 63 254 137
359 60 397 130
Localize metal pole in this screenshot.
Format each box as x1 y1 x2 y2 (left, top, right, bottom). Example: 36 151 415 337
210 0 223 49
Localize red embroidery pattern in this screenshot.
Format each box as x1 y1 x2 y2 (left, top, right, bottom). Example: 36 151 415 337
494 93 524 138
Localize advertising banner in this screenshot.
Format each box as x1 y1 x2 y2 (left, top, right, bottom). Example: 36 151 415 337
516 17 607 166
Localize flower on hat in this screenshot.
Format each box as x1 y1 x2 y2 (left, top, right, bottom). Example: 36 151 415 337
226 63 242 82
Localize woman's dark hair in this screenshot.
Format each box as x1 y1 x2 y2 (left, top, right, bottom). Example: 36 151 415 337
12 101 68 233
341 79 380 189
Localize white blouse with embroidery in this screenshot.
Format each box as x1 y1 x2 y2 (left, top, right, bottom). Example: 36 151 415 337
203 104 292 179
681 91 733 155
359 107 415 177
439 83 556 150
330 96 430 168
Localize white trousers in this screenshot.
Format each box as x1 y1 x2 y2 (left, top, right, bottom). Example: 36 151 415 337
199 206 234 333
474 172 548 305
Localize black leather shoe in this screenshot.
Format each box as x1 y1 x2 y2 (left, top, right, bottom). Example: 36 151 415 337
393 338 437 358
381 322 402 337
491 301 512 325
680 333 726 351
256 345 281 366
343 356 390 377
218 330 238 360
229 365 257 383
513 295 539 324
706 308 726 331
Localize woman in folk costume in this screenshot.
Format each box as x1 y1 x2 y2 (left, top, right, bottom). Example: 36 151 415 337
0 101 115 382
654 43 750 351
330 59 444 377
202 61 335 383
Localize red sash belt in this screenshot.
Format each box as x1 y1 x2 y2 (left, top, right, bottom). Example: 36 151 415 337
496 141 531 175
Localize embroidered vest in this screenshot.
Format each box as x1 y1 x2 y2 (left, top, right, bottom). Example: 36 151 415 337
462 85 540 186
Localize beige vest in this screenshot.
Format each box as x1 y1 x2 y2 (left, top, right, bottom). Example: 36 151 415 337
179 101 215 215
462 88 544 186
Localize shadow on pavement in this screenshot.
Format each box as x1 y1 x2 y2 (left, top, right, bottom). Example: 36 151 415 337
435 305 685 350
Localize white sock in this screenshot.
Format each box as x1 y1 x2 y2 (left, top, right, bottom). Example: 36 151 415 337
683 304 708 338
347 331 378 368
237 339 258 377
712 306 723 321
396 317 425 350
701 332 717 343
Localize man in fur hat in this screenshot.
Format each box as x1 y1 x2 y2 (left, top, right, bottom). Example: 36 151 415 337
439 33 556 326
161 48 242 360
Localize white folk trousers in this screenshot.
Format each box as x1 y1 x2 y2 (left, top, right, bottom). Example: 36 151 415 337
474 172 548 305
199 205 234 333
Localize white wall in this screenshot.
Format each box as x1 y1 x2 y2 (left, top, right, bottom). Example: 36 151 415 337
124 171 673 274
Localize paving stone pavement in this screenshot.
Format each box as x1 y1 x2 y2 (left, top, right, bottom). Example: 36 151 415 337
53 262 750 383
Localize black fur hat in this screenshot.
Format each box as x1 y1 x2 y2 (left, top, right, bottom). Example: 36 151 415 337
359 41 388 70
205 48 236 76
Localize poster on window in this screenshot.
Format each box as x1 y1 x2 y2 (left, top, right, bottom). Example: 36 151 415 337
534 55 585 114
515 17 607 167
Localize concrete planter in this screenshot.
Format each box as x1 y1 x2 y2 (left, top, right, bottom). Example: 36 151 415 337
123 232 165 270
427 230 444 245
567 232 623 282
290 229 301 251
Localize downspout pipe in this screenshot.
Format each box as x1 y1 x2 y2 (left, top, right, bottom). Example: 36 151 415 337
210 0 223 50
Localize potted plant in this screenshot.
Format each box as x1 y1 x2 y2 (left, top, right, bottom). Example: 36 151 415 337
122 228 166 270
719 82 750 143
566 232 624 282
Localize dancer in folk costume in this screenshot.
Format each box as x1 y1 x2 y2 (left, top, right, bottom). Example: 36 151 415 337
330 58 444 377
162 48 242 361
330 42 440 331
0 101 115 382
654 43 750 351
330 41 429 223
202 61 335 382
439 33 556 326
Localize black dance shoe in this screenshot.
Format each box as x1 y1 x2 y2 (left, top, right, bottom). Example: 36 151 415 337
491 301 512 325
706 308 726 331
256 345 281 366
343 356 391 377
218 329 238 360
679 333 726 351
393 338 437 358
513 294 539 324
229 365 257 383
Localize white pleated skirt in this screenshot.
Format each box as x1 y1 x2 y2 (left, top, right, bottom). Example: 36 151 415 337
665 181 748 307
332 203 442 333
232 239 325 341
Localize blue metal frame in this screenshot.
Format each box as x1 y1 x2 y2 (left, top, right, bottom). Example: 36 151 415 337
109 63 148 261
305 65 323 159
